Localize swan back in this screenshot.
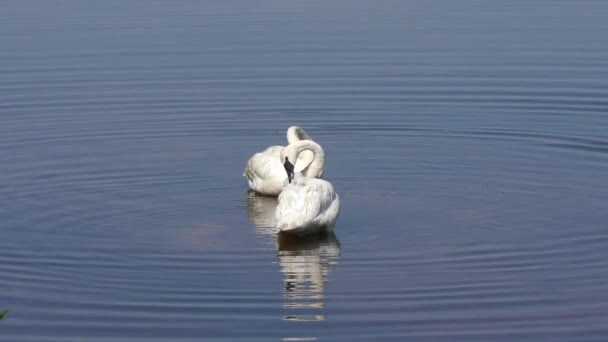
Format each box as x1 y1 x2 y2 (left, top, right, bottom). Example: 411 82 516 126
275 176 340 235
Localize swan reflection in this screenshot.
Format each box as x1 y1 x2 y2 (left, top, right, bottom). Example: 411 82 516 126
245 191 341 322
278 232 340 321
246 190 278 235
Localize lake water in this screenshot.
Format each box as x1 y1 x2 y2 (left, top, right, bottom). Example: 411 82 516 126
2 1 608 341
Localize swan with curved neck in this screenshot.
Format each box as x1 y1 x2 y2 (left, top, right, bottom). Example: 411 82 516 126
243 126 318 196
281 139 325 183
276 140 340 236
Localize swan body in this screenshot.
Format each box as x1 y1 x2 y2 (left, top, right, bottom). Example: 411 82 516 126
275 140 340 235
243 126 317 196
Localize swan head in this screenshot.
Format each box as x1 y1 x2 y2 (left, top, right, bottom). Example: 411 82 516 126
286 126 312 144
281 144 299 183
281 139 324 180
283 157 295 183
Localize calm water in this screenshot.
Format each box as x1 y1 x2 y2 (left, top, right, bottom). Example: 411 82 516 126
2 1 608 341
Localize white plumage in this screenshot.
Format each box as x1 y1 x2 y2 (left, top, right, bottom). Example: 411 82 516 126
243 126 317 196
275 140 340 235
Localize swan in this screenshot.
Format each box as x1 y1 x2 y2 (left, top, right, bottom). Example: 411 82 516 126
275 140 340 236
243 126 319 196
244 189 341 321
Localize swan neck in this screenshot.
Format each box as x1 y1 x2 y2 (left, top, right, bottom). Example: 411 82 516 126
297 141 324 178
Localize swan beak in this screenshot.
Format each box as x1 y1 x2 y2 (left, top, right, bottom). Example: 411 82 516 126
284 158 295 184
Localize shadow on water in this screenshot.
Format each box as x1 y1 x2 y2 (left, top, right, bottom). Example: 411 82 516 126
245 191 342 322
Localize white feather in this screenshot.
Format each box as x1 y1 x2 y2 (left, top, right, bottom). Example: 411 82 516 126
275 140 340 235
243 127 316 196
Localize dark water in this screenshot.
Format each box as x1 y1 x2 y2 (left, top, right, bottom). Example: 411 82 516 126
2 1 608 341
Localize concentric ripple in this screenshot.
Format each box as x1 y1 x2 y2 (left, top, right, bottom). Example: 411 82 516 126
2 0 608 341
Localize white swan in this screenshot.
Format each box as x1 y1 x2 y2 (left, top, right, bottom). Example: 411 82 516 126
275 140 340 235
244 190 341 321
243 126 318 196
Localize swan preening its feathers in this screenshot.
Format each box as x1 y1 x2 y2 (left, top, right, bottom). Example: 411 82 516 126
243 126 340 236
243 126 317 196
276 140 340 235
245 192 341 319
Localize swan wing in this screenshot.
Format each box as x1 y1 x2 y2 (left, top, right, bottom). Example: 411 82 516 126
244 152 285 181
303 179 337 220
243 144 312 178
262 145 283 156
243 145 283 178
276 178 338 230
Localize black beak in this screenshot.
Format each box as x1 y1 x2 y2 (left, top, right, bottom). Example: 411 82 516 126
283 157 295 184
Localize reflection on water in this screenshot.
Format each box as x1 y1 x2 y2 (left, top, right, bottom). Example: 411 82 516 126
246 190 278 235
245 192 341 322
278 232 340 322
2 0 608 339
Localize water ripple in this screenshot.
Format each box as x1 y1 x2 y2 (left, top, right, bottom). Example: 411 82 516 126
2 0 608 341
